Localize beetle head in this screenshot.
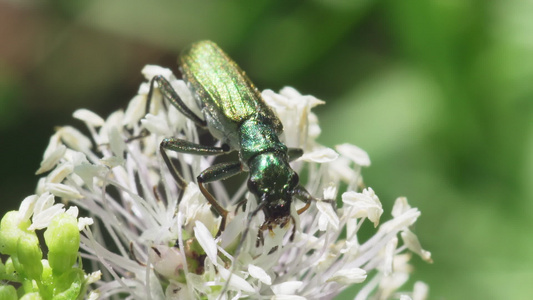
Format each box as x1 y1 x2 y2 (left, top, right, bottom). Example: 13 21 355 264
247 152 299 219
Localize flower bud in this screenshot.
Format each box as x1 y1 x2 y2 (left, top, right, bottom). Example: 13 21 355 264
17 234 43 280
44 214 80 273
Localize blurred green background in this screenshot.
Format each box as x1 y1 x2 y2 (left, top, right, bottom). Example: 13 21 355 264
1 0 532 299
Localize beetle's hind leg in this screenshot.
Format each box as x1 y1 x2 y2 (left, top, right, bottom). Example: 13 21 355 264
129 75 206 142
147 75 207 128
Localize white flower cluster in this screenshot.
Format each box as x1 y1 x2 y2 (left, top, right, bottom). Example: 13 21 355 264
34 65 431 299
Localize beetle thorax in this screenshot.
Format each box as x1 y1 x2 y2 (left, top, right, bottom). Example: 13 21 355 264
238 118 287 163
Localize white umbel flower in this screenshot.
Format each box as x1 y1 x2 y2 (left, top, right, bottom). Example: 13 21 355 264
35 65 431 299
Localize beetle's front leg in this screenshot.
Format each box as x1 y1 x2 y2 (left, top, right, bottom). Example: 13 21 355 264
197 161 243 237
288 148 304 162
293 185 336 215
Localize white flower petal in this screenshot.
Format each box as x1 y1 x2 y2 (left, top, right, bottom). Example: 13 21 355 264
323 186 336 200
342 188 383 227
149 245 185 279
100 156 124 168
279 86 302 99
316 200 339 230
66 150 88 166
218 267 255 293
45 183 83 199
248 264 271 285
384 237 398 276
98 110 125 144
141 113 170 136
36 144 67 175
109 126 126 159
77 217 94 231
308 121 321 139
318 212 329 231
329 157 358 184
41 132 62 160
56 126 93 152
272 296 307 300
65 206 79 218
86 271 102 285
34 192 55 214
392 196 412 218
326 268 367 284
18 195 37 223
336 143 371 167
271 281 303 295
413 281 429 300
87 291 100 300
142 65 173 81
73 109 105 127
299 148 338 163
123 94 148 128
46 162 74 184
401 230 433 263
193 220 217 265
30 204 65 230
73 162 105 191
380 208 420 233
280 87 325 108
262 89 289 108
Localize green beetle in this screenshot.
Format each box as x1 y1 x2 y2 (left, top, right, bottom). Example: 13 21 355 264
146 40 328 238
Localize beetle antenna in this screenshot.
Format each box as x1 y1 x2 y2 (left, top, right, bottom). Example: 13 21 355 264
219 200 266 299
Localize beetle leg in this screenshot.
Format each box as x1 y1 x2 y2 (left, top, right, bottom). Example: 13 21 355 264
234 198 247 214
160 138 230 189
293 185 336 214
197 161 243 237
162 138 230 155
289 215 297 241
287 148 304 161
147 75 207 128
297 201 312 215
293 185 315 214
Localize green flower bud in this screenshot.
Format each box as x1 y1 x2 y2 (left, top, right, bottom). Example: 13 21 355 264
44 214 80 254
20 292 43 300
0 211 31 255
20 279 38 296
51 269 84 300
3 258 16 280
0 265 5 280
44 214 80 273
0 285 17 300
40 260 53 284
47 252 78 276
17 234 43 280
36 260 56 300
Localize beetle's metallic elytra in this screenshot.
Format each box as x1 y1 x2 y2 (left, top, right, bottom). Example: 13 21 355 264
147 40 329 239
